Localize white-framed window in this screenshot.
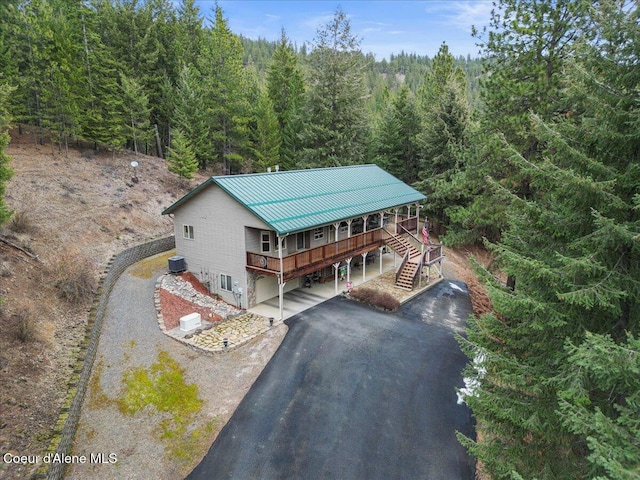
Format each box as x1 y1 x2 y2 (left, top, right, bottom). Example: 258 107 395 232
220 274 232 291
339 223 348 234
261 231 271 253
183 225 194 240
313 227 324 240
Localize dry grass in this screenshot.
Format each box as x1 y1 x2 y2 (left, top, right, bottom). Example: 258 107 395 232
51 251 97 305
129 249 176 279
7 210 37 234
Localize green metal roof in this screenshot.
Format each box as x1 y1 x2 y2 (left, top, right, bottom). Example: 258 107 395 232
162 164 426 235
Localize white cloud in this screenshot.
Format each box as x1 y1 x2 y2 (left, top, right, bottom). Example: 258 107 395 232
424 1 493 32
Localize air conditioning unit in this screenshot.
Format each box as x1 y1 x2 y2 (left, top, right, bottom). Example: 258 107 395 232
168 255 186 274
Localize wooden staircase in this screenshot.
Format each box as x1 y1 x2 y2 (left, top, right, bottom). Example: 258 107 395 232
384 233 423 290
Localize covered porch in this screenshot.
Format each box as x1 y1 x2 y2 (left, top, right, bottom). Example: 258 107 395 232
248 249 398 320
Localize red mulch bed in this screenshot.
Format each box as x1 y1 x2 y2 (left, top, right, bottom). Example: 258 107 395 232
180 271 212 296
159 288 222 330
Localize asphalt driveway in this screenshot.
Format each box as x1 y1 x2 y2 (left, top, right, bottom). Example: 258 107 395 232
187 280 476 480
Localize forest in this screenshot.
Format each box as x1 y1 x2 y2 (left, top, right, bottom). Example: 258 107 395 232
0 0 638 479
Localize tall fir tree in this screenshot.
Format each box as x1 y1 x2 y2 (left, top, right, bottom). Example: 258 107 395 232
167 127 198 180
298 8 370 168
251 88 281 173
266 29 304 170
173 64 210 169
0 83 14 225
372 85 420 184
447 0 592 245
458 2 640 478
120 73 152 155
198 5 251 173
413 43 470 233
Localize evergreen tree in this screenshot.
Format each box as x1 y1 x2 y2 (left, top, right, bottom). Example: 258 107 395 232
167 127 198 180
173 64 210 168
458 2 640 478
266 29 304 170
0 83 14 225
120 73 152 155
251 88 281 173
411 43 470 233
372 85 420 184
298 8 370 168
198 5 251 173
448 0 591 245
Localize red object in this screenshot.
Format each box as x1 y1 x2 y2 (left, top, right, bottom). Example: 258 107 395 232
422 225 429 244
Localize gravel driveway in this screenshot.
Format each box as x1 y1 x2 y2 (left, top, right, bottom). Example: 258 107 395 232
67 261 286 480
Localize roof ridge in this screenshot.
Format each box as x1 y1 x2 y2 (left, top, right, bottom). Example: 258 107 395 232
211 163 375 181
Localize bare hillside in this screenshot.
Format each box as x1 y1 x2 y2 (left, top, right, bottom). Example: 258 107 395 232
0 128 199 477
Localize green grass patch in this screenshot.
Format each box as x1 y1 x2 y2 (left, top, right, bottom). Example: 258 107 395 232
118 350 206 465
129 250 175 279
87 357 114 409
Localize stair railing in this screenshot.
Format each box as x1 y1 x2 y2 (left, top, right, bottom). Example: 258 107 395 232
395 249 410 284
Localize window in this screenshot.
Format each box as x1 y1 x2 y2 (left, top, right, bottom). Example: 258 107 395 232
297 232 309 250
339 223 348 234
275 236 287 251
220 274 232 291
313 227 324 241
183 225 194 240
261 231 271 253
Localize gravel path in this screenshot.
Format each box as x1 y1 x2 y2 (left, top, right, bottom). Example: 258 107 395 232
67 258 287 480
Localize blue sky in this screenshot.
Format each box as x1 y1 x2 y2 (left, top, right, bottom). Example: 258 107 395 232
194 1 494 60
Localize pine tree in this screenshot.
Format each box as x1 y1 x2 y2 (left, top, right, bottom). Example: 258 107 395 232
413 43 470 232
0 83 15 225
372 85 420 184
266 29 304 170
448 0 592 245
251 88 281 173
458 2 640 478
167 127 198 180
120 73 152 155
197 5 251 173
298 8 370 168
173 64 210 169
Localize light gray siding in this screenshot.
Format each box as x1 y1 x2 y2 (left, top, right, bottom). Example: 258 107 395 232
172 184 270 307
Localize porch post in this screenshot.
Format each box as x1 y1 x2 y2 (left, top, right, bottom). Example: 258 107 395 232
346 219 353 237
333 262 341 294
277 233 285 321
379 246 384 274
415 202 421 234
333 222 340 242
361 252 368 283
346 257 352 282
394 208 399 234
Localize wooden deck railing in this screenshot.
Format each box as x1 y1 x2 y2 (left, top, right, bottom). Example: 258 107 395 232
247 228 384 280
396 216 418 235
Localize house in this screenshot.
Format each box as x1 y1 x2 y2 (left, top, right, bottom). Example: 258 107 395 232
162 164 443 319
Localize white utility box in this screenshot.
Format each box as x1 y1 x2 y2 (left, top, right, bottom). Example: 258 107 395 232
180 312 202 332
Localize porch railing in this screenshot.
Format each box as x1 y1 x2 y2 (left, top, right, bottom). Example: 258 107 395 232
247 228 383 279
396 216 418 235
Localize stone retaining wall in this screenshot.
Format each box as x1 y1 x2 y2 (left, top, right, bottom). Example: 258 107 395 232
39 236 175 480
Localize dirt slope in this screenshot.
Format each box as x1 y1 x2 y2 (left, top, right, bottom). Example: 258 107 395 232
0 128 201 479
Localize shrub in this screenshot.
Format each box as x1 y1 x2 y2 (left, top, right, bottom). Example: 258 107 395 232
350 287 400 311
52 252 97 304
11 301 39 343
8 210 36 234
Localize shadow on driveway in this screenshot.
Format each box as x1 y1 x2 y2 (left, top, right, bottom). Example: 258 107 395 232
188 280 476 480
